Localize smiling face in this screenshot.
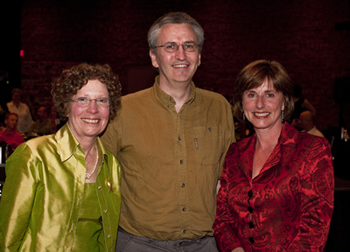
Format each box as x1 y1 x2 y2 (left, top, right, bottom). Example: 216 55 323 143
242 79 285 132
68 79 110 143
149 23 201 88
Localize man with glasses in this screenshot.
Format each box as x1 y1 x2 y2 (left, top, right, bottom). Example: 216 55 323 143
102 12 235 252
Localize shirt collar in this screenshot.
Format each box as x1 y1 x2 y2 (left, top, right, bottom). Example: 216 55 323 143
152 75 196 108
55 123 108 164
4 129 18 136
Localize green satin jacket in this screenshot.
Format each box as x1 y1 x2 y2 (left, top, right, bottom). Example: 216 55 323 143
0 124 121 252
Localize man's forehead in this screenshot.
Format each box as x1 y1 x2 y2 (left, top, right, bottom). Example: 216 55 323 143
159 23 197 41
8 115 18 120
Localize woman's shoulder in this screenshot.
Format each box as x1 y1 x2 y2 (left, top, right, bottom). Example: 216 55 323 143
282 129 331 162
19 134 57 156
227 135 253 155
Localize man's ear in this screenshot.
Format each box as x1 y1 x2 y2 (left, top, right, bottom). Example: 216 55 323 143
149 49 159 68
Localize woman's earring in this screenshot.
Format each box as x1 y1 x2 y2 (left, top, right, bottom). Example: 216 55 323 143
243 113 246 121
281 110 284 122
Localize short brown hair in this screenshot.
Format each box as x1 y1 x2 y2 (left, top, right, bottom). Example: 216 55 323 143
233 59 294 122
5 112 18 120
51 63 122 121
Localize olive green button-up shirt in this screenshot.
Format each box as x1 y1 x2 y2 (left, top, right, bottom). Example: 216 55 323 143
101 76 235 241
0 124 121 252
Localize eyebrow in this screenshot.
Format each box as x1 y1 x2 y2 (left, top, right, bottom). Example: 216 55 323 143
165 40 196 44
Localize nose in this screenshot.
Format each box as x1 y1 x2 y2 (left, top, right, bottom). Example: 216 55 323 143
175 45 186 60
256 95 265 109
87 100 98 113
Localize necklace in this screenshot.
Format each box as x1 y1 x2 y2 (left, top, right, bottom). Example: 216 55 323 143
86 145 99 179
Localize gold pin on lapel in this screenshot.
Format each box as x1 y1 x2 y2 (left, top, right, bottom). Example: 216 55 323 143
105 177 113 193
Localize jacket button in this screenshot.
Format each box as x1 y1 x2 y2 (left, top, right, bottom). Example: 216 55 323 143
248 190 253 198
249 221 254 228
248 206 253 213
249 237 254 243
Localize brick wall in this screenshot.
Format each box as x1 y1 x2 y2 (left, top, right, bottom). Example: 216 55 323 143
19 0 350 131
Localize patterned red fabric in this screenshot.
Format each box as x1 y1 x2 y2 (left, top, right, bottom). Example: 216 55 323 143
213 122 334 252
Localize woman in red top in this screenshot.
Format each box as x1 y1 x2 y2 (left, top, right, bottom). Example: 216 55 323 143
213 59 334 252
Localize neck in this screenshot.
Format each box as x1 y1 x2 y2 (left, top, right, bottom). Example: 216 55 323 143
159 80 192 112
304 125 314 132
254 123 283 151
80 141 97 155
5 128 13 134
68 121 97 152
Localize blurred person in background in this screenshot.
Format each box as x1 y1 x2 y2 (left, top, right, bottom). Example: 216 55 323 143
6 88 33 134
27 105 53 136
0 112 24 151
289 83 316 130
299 110 324 137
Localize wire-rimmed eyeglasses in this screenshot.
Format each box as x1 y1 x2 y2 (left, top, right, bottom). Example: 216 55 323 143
71 97 110 107
155 42 198 53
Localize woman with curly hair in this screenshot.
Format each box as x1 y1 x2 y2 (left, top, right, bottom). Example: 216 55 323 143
0 63 123 252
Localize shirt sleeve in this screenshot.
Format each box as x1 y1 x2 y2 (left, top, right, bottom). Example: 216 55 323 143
213 156 242 252
0 144 38 251
218 100 236 178
287 137 334 251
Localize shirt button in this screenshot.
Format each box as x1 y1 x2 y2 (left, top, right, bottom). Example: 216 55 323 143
249 237 255 243
248 206 253 213
180 160 183 164
249 221 254 228
182 207 186 212
98 186 102 190
183 230 186 234
182 183 185 188
248 190 253 198
107 234 111 238
178 136 181 141
104 209 108 213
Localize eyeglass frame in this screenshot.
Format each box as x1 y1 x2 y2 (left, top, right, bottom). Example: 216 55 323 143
71 97 110 107
154 42 199 53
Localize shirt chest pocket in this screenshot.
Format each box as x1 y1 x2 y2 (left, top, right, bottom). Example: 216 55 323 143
193 126 223 165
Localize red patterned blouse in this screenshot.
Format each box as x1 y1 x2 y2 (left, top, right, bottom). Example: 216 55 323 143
213 122 334 252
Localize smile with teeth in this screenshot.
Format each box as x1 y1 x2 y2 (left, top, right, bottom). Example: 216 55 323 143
82 118 99 123
254 112 270 117
173 64 188 68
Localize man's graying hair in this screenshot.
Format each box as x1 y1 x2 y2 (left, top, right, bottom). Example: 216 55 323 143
148 12 204 53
